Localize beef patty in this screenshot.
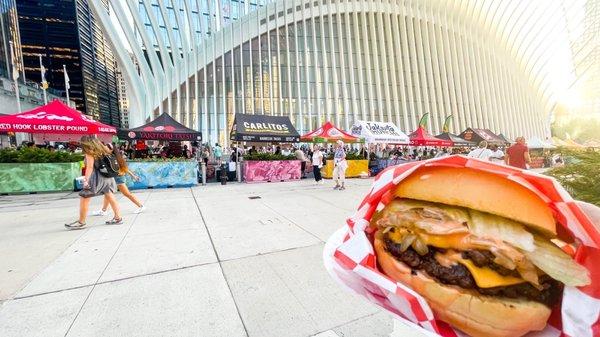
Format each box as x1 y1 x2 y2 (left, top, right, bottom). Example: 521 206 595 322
383 234 563 307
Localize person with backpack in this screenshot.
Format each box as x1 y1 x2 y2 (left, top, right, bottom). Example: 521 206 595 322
65 136 122 230
92 144 145 216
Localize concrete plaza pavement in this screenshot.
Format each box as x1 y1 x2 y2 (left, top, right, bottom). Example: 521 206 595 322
0 178 427 337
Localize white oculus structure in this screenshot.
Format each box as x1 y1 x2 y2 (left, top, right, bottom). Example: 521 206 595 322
88 0 579 146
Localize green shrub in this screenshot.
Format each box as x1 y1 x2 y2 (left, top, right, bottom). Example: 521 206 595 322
244 153 297 161
325 151 366 160
0 147 83 163
547 149 600 206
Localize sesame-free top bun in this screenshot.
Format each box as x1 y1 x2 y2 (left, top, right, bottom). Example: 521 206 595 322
374 236 551 337
394 166 556 236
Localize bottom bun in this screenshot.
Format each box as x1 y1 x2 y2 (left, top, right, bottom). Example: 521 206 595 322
374 237 551 337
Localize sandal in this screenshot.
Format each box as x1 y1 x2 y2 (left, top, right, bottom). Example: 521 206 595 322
65 221 87 230
105 218 123 225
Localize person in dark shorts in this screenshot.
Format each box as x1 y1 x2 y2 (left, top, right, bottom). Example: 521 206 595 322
92 144 145 216
65 136 122 229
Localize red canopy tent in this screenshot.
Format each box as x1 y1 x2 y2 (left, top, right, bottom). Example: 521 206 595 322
301 121 361 143
0 99 116 142
409 127 453 146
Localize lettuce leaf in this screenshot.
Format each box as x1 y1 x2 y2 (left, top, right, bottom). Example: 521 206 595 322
468 210 535 252
524 237 591 287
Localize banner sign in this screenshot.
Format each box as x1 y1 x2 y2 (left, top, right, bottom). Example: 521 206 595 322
230 113 299 142
118 112 201 141
350 121 409 144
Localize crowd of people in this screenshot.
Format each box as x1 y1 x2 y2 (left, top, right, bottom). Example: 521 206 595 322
53 133 563 230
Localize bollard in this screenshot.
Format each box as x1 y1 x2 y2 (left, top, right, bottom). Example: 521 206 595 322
220 163 227 185
236 161 242 182
201 161 207 186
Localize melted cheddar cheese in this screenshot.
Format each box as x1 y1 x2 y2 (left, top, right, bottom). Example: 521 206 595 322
386 229 526 288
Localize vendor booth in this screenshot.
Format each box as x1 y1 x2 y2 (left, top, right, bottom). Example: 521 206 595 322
435 132 475 147
118 112 201 189
458 128 505 146
117 112 202 142
0 100 116 194
527 137 557 169
302 122 368 178
409 127 453 147
0 99 116 142
231 113 301 183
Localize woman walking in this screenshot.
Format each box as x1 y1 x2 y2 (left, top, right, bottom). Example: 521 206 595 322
311 144 324 184
333 140 348 190
92 144 145 216
65 136 122 229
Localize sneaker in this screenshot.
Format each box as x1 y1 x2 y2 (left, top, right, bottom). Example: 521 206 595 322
340 186 346 190
65 221 86 230
333 185 340 190
133 206 146 214
105 218 123 225
91 209 107 216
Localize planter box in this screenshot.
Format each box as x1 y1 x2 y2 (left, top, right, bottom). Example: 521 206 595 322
243 160 301 183
0 162 81 194
322 159 369 179
125 161 198 189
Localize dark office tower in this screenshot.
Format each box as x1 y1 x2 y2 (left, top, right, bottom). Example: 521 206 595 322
0 0 22 80
15 0 120 126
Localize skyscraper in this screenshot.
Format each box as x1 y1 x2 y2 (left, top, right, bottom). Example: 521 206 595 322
15 0 120 126
0 0 22 80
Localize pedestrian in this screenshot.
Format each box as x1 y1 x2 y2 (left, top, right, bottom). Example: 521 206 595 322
65 136 122 229
92 144 145 216
333 140 348 190
489 144 505 164
295 147 307 178
506 137 531 169
202 146 210 165
468 141 493 160
312 144 324 184
214 143 222 163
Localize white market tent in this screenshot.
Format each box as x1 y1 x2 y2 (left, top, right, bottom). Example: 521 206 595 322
350 121 410 144
528 136 556 149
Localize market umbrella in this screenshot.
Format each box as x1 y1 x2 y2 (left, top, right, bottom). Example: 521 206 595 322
118 112 202 141
301 121 361 143
527 136 556 149
435 132 475 147
0 99 116 142
458 127 506 146
409 127 453 146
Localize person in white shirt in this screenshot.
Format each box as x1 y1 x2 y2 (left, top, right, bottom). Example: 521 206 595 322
311 145 324 184
468 141 493 160
489 145 505 164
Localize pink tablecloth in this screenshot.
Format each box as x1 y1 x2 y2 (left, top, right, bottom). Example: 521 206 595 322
244 160 301 183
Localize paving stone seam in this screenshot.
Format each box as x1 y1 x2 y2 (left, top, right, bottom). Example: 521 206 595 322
62 191 152 337
260 201 325 243
191 188 250 337
310 311 381 336
9 243 325 302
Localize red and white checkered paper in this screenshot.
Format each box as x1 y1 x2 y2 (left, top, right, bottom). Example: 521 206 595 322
324 155 600 337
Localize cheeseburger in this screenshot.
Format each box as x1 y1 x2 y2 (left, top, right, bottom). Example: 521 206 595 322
372 166 590 337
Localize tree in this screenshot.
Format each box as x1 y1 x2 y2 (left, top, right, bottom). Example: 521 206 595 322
547 149 600 206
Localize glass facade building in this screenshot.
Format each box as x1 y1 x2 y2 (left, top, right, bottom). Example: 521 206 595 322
91 0 576 144
0 0 22 80
15 0 120 126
